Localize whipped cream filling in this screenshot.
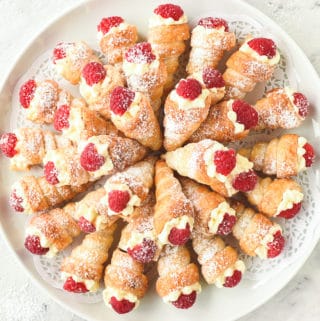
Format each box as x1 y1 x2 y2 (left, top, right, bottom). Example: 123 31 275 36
11 182 30 213
123 58 160 76
208 201 236 234
284 87 305 120
103 286 139 309
297 137 308 171
62 107 83 142
120 230 157 250
97 22 130 41
190 72 226 94
214 260 245 288
9 131 29 170
61 272 99 292
149 13 188 27
75 202 106 231
276 189 304 216
226 100 245 134
163 282 201 303
255 225 282 259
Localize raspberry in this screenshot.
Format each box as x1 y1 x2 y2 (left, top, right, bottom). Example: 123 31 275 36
19 79 36 108
53 43 66 63
232 100 258 129
78 216 96 233
171 291 197 309
278 202 302 219
125 42 156 64
198 17 229 31
82 62 106 86
127 238 157 264
154 4 184 21
9 190 24 212
247 38 277 58
24 235 49 255
97 16 124 34
214 149 236 176
232 170 258 192
44 161 59 185
267 231 285 258
176 78 202 100
202 68 225 89
53 105 70 131
63 277 88 293
108 190 131 213
303 143 315 167
110 86 135 116
217 213 237 235
0 133 18 157
80 143 105 171
168 223 191 245
293 92 309 118
110 297 135 314
223 270 242 288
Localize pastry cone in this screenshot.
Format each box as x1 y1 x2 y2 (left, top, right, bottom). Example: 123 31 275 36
245 177 304 219
186 17 236 74
43 134 148 186
10 175 90 214
24 204 80 257
61 226 116 293
103 156 156 218
148 3 190 91
53 41 100 85
254 88 310 130
163 78 211 151
123 42 167 113
156 245 201 309
163 139 257 197
192 231 245 287
238 134 315 178
180 177 236 236
110 87 162 150
223 37 280 100
232 201 285 259
79 63 125 120
0 128 74 171
154 160 194 246
19 79 72 124
189 99 258 143
103 249 148 314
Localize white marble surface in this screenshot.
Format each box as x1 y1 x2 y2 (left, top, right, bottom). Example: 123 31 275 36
0 0 319 320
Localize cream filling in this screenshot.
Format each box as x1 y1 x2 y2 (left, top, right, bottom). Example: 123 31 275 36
163 282 201 303
214 260 246 288
111 92 141 123
255 225 282 259
97 22 130 41
121 230 157 250
104 182 141 216
62 107 83 142
123 57 160 76
208 201 236 235
61 272 99 292
10 131 29 170
226 100 245 134
11 182 30 213
103 287 139 309
284 87 305 119
297 137 307 171
158 215 194 245
275 190 304 216
148 13 188 27
75 202 106 231
190 72 226 94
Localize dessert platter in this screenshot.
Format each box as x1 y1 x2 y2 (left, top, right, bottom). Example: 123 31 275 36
0 0 319 320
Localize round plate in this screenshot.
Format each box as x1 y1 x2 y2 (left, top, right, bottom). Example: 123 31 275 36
0 1 319 321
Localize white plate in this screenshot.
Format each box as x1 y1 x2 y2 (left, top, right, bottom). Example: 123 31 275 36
0 0 320 320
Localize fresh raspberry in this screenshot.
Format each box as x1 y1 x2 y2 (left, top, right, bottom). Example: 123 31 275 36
44 161 59 185
168 223 191 245
214 149 236 176
247 38 277 58
108 190 131 213
53 43 66 63
127 238 157 264
110 86 135 116
97 16 124 34
154 4 184 21
63 277 88 293
293 92 309 118
9 190 24 212
217 213 237 235
82 62 106 86
19 79 36 108
110 297 135 314
278 202 302 219
78 216 96 233
125 42 156 64
267 231 285 258
223 270 242 288
303 143 315 167
176 78 202 100
171 291 197 309
24 235 49 255
232 170 258 192
0 133 18 158
198 17 229 31
202 68 225 89
232 100 258 129
53 105 70 131
80 143 105 171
